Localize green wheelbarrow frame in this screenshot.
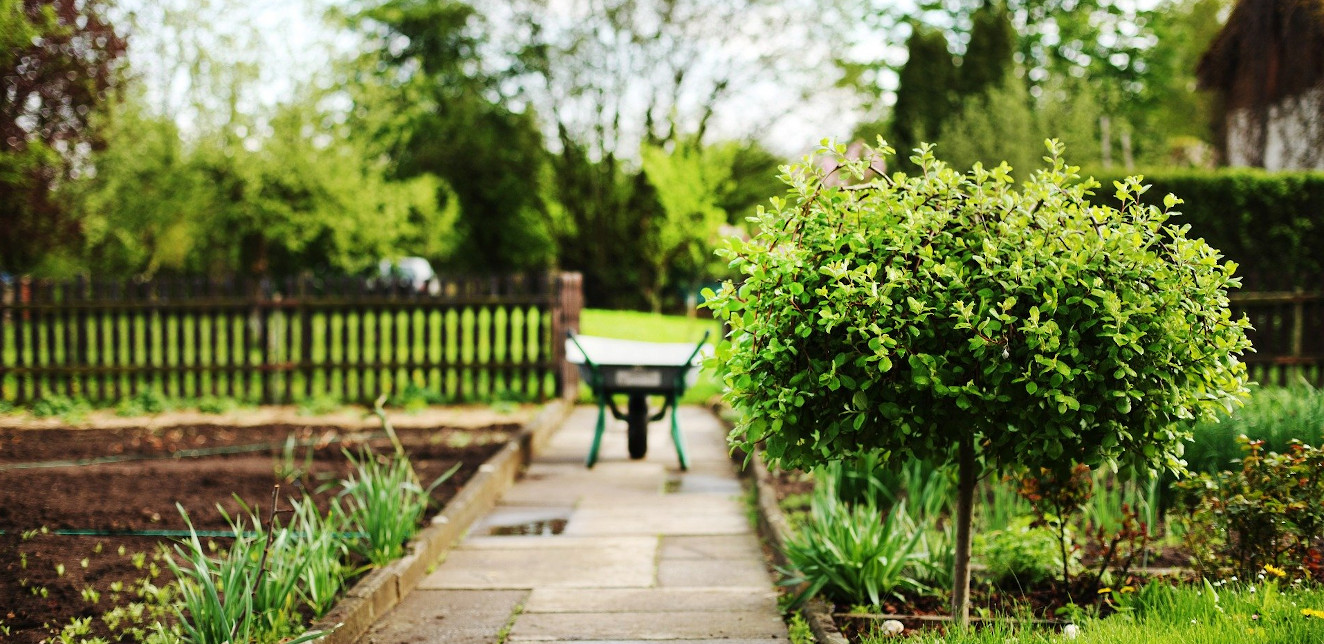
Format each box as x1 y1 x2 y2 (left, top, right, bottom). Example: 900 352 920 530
566 330 711 470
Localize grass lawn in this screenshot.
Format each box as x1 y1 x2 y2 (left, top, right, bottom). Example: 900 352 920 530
577 309 724 404
883 580 1324 644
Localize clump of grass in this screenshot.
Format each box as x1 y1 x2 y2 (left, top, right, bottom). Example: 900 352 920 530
1185 384 1324 473
165 495 331 644
781 477 928 608
336 448 457 565
287 496 351 617
115 390 168 416
297 394 341 416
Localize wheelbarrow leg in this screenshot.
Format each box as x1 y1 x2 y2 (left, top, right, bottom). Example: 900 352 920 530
668 394 689 471
586 393 608 468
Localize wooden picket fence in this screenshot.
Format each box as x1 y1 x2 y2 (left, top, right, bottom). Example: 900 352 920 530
1232 289 1324 387
1 271 1319 405
0 272 583 405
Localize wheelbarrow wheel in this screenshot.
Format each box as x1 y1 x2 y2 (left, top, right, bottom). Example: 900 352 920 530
627 394 649 459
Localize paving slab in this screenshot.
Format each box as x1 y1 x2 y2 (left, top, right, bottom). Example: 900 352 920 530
523 588 779 614
354 405 787 643
562 510 750 536
657 558 776 588
420 542 656 589
459 535 652 550
660 535 765 560
357 589 526 644
506 611 788 641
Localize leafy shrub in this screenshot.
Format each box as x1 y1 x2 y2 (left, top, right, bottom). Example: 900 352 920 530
1018 463 1094 586
297 394 341 416
782 480 928 606
116 390 167 416
195 396 238 415
1176 437 1324 582
31 394 91 421
976 517 1069 589
706 140 1252 619
394 381 445 412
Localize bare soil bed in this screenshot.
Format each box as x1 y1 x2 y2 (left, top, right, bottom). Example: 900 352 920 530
0 421 516 644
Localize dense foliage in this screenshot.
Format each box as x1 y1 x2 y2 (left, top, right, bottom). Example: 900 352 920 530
0 0 125 274
1177 438 1324 582
708 141 1251 474
1090 167 1324 287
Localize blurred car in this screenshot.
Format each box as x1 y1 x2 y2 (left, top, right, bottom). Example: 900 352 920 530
374 257 440 295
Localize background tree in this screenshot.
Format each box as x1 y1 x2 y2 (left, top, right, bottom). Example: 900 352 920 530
500 0 820 307
889 25 957 168
0 0 125 275
345 0 554 272
73 91 206 276
956 1 1015 98
705 140 1252 623
638 139 738 312
1139 0 1228 165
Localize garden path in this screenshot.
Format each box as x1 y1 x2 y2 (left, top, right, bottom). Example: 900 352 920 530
355 404 789 643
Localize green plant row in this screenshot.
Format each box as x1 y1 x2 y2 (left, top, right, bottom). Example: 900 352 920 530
148 447 454 644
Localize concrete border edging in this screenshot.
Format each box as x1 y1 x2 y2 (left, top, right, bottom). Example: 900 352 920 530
309 399 572 644
747 448 850 644
717 402 848 644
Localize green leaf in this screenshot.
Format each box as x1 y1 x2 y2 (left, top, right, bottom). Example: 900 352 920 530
852 390 868 410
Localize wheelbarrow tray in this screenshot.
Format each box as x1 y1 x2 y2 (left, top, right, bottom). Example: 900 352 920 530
564 335 708 395
565 332 711 469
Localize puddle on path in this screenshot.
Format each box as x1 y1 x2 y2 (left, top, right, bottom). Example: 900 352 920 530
488 518 568 536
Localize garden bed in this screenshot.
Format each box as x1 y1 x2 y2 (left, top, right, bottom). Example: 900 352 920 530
750 451 1324 643
0 421 517 644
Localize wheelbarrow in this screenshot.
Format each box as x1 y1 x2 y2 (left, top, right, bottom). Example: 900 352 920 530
565 330 711 470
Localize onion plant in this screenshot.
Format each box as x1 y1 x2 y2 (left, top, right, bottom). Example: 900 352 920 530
288 495 353 617
337 448 459 565
163 509 259 644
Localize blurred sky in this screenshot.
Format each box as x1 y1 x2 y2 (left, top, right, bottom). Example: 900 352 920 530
110 0 863 156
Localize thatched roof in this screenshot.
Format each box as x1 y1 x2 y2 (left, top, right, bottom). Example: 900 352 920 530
1197 0 1324 110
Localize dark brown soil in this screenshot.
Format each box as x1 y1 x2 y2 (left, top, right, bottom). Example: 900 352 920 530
0 422 515 644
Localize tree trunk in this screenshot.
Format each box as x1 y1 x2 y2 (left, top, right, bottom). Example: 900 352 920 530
951 432 977 628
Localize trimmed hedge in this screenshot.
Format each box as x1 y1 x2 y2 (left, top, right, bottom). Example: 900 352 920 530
1085 168 1324 289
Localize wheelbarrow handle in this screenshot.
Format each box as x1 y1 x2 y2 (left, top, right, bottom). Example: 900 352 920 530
565 330 598 370
683 330 711 367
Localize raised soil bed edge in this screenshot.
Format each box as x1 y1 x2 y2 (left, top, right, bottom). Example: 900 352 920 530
306 398 573 644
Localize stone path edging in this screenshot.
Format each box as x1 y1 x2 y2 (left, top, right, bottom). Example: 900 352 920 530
747 447 850 644
308 399 573 644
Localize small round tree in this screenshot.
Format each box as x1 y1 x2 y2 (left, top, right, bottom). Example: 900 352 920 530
705 140 1252 622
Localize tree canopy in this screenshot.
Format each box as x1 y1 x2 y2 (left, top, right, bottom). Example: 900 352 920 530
1 0 125 274
705 139 1252 621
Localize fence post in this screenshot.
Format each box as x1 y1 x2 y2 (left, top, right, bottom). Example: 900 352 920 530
550 272 583 401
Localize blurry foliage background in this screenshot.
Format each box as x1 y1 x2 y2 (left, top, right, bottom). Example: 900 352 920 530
2 0 1310 310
